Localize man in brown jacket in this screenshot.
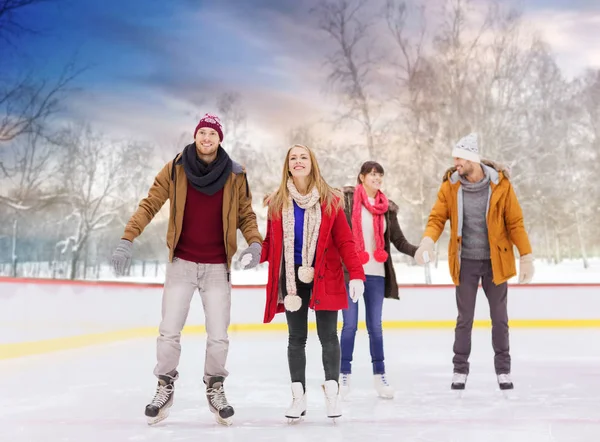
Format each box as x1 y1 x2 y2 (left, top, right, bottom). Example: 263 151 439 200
414 133 534 392
111 113 262 426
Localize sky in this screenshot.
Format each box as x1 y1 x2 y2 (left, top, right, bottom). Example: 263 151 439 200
3 0 600 150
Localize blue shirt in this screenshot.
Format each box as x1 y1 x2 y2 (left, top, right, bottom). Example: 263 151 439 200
293 201 304 265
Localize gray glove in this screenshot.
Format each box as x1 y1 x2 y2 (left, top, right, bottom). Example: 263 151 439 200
237 242 262 270
111 239 133 276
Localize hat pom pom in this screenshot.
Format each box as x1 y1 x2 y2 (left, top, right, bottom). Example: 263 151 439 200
359 251 370 265
284 294 302 312
374 249 388 263
298 266 314 283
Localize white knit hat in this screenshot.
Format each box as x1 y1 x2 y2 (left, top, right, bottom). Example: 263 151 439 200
452 133 480 163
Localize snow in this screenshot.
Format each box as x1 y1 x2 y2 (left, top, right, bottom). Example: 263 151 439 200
1 329 599 441
119 257 600 286
5 257 600 286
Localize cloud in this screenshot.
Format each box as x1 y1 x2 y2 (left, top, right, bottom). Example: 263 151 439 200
31 0 600 154
522 8 600 76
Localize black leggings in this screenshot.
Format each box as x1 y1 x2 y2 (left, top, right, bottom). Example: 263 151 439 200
284 267 340 391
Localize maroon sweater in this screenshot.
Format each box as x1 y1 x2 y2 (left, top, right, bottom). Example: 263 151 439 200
174 183 227 264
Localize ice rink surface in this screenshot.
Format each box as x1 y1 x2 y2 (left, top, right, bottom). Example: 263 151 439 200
1 328 598 442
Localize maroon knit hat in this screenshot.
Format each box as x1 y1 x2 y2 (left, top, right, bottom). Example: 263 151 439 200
194 113 224 141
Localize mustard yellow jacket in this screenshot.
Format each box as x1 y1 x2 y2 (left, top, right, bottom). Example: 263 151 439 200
424 161 532 286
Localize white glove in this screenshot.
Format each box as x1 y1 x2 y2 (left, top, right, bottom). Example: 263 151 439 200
415 237 435 265
519 254 534 284
349 279 364 303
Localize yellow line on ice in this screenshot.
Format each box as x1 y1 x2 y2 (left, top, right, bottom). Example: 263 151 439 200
2 319 600 360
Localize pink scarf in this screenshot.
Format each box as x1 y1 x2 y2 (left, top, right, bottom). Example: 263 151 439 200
352 184 389 264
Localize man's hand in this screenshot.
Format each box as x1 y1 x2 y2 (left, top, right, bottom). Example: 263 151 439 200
415 237 435 265
518 254 534 284
111 239 133 276
238 242 262 270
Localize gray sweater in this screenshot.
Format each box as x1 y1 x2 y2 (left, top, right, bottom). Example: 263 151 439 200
460 168 491 260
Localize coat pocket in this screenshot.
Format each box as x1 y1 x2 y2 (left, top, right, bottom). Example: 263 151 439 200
496 238 516 277
324 259 345 296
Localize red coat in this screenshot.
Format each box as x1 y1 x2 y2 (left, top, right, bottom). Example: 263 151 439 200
260 201 366 323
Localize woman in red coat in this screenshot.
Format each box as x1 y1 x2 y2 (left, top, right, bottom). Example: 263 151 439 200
260 144 366 422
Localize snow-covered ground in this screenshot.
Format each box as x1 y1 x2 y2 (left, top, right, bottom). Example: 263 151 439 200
104 258 600 285
3 257 599 286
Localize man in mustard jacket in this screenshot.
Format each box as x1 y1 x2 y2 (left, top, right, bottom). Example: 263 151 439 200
111 114 263 426
415 133 534 391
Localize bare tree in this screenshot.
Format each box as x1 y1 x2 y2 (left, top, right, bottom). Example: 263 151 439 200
55 124 153 279
1 62 81 143
1 0 82 144
0 0 48 44
0 130 68 274
312 0 380 158
217 92 249 158
0 129 66 209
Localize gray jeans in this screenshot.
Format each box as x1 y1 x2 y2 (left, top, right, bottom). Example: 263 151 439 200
153 258 231 385
453 258 510 375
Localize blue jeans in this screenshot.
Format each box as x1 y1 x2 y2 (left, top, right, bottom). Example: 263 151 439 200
340 275 386 375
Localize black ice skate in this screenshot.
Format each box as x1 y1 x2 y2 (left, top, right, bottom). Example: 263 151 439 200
206 376 235 426
497 373 514 390
145 374 175 425
451 373 467 391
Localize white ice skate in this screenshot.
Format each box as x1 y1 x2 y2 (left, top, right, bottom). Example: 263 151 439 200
451 373 467 396
374 374 394 399
497 373 514 390
285 382 307 423
322 380 342 421
339 373 350 400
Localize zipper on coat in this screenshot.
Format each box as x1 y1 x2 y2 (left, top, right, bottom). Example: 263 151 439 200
171 156 178 259
224 176 234 270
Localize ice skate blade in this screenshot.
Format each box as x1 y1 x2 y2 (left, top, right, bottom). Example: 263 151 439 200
146 409 170 426
499 387 515 400
214 413 233 426
285 410 306 419
453 389 465 399
287 415 305 424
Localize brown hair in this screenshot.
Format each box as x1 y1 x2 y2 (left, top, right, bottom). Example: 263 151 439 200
267 144 343 219
357 161 385 184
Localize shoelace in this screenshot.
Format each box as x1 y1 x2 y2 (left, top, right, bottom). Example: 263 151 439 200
379 374 390 386
340 374 350 386
151 384 173 407
207 386 228 409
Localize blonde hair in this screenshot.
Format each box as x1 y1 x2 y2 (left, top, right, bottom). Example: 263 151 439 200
267 144 343 219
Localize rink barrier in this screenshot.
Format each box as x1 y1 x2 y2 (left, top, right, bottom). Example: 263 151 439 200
3 319 600 361
3 275 600 289
3 277 600 360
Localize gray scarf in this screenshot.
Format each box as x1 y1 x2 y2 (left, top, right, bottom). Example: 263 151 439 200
460 165 490 192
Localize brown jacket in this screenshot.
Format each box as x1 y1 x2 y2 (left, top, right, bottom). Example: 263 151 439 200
423 160 532 286
122 152 262 268
342 186 418 300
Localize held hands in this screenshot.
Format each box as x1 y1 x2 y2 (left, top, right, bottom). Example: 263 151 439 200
518 254 535 284
414 237 435 265
238 242 262 270
111 239 133 276
349 279 364 303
